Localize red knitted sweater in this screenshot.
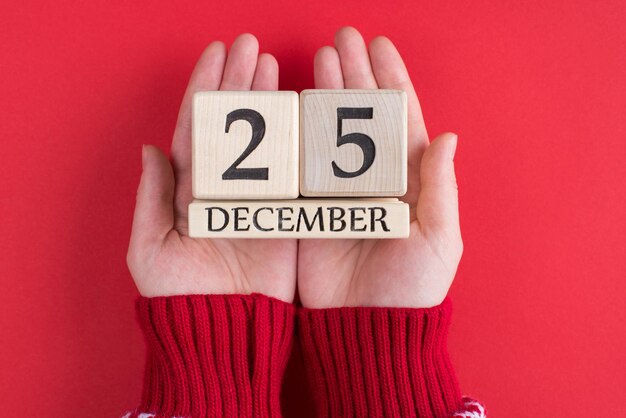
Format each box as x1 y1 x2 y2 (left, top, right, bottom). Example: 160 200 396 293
122 293 484 418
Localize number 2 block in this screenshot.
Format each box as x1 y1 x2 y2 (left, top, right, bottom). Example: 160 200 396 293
300 90 407 197
192 91 299 199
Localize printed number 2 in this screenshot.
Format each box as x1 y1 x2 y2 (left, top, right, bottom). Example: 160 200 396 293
222 109 269 180
332 107 376 178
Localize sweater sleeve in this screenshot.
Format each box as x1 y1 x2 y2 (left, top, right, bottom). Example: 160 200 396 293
124 293 295 418
297 298 477 418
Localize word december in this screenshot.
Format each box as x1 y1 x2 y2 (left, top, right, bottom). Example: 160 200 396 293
204 206 390 233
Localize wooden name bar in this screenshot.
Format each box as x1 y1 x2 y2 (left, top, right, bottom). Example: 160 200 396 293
188 199 410 239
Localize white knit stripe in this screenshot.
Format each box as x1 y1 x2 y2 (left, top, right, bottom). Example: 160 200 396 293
451 399 486 418
121 412 186 418
122 399 485 418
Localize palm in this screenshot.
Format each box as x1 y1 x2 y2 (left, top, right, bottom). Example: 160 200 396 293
128 34 297 301
298 28 462 308
144 234 296 300
300 227 450 308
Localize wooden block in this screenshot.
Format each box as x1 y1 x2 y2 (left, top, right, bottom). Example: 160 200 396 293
192 91 299 199
188 199 410 239
300 89 407 197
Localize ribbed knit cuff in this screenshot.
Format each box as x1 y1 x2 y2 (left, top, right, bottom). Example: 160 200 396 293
297 298 463 418
134 293 295 418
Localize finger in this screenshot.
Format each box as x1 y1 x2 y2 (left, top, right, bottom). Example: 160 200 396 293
368 35 429 205
171 41 227 174
314 46 344 89
251 53 279 91
334 26 378 89
170 41 227 225
128 145 175 265
416 133 460 237
219 33 259 90
368 36 428 146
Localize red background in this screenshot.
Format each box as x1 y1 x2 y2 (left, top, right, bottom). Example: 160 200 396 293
1 0 625 416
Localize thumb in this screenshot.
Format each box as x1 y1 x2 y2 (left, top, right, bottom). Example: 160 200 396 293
416 132 460 237
128 145 175 267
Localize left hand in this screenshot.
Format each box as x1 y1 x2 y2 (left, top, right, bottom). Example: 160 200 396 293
297 27 463 309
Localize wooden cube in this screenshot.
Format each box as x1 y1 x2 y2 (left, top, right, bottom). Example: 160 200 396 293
300 89 407 197
192 91 299 199
188 198 410 239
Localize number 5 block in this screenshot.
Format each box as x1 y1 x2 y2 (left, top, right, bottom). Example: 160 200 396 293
193 91 299 199
300 90 407 197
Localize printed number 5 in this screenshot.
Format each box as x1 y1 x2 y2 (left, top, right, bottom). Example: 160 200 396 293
332 107 376 178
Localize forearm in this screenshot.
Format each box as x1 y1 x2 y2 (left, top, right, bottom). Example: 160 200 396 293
126 293 294 418
298 299 475 418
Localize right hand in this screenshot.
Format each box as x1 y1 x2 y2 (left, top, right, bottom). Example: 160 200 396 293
126 34 298 302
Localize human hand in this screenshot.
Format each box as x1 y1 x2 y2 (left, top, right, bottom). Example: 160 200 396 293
127 34 297 301
298 27 462 308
